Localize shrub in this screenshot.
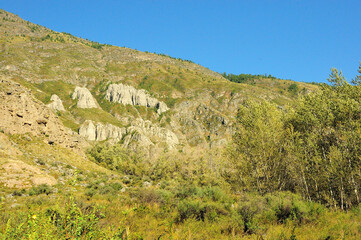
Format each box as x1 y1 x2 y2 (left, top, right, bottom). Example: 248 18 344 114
177 199 206 222
0 196 107 239
28 184 52 196
110 182 123 191
45 209 62 226
275 202 293 223
288 83 299 94
176 199 228 222
85 188 96 198
130 188 164 204
237 205 258 234
85 181 122 197
12 189 26 196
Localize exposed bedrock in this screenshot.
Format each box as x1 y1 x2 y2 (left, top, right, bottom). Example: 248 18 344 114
47 94 65 111
79 120 126 142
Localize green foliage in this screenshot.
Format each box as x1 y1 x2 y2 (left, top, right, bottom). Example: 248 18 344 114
227 100 289 193
12 189 26 197
327 67 347 87
177 199 228 222
87 142 140 173
288 83 299 94
286 79 361 208
0 196 109 239
40 34 51 41
71 108 123 128
229 66 361 210
222 72 277 84
351 62 361 85
87 142 223 187
174 185 232 223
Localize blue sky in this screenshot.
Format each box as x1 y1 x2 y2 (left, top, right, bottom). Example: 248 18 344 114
1 0 360 83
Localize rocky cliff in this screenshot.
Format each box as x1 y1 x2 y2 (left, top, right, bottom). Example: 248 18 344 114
78 118 178 149
106 83 169 114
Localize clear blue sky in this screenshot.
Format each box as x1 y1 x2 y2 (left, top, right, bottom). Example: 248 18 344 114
1 0 360 83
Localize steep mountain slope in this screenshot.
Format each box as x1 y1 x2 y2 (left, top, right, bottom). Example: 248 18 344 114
0 9 318 164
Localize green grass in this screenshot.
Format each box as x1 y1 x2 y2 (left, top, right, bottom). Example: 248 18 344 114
58 111 80 132
70 108 123 128
7 134 109 174
34 80 75 106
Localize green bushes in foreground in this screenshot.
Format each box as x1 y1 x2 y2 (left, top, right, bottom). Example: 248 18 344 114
2 186 361 239
0 194 131 239
1 197 102 239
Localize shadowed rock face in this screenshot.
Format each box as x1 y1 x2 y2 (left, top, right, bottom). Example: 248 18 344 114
47 94 65 111
105 83 169 114
72 86 99 109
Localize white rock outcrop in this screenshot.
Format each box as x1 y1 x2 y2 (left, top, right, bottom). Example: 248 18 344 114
105 84 169 114
47 94 65 111
72 87 99 109
78 120 96 141
78 118 178 149
78 120 126 141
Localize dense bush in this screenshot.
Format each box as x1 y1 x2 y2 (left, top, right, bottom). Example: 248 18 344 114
85 181 123 198
177 199 228 222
